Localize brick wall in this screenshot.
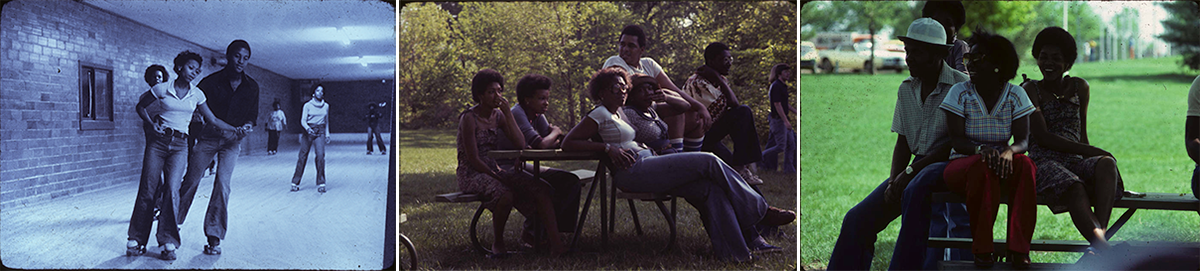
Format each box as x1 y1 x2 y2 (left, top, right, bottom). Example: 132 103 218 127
0 0 298 208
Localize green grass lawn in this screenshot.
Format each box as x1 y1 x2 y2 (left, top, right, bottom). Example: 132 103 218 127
399 130 799 270
800 57 1199 270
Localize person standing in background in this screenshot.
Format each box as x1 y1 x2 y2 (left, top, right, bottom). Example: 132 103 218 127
267 101 286 155
293 84 330 193
365 102 386 155
178 39 260 256
760 63 796 174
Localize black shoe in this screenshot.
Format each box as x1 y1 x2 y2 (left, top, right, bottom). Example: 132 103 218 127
290 184 299 192
367 151 373 155
974 253 994 268
1009 251 1030 270
317 185 326 193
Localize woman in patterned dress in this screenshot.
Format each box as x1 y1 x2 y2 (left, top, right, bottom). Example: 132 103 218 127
456 69 565 257
1020 27 1121 252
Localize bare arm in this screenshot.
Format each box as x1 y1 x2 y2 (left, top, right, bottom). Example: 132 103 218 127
652 89 692 117
890 135 914 180
773 102 791 128
660 72 711 123
459 113 504 181
497 107 526 150
562 115 635 168
1020 80 1108 157
534 126 563 149
1076 78 1091 145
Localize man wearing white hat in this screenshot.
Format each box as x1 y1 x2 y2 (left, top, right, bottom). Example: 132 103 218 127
828 17 969 270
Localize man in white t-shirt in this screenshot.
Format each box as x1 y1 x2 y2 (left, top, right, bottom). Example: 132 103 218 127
602 25 711 153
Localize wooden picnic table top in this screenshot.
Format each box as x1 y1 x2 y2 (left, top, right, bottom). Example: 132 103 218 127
486 149 604 161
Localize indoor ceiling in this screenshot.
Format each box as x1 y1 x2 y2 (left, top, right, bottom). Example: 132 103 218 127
83 0 396 82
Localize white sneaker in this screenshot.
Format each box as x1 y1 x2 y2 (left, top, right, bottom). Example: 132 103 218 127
739 167 764 185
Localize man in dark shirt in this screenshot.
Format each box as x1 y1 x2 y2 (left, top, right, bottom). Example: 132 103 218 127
177 39 259 255
364 103 386 155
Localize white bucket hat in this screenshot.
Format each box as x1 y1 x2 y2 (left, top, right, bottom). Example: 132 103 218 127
899 17 951 48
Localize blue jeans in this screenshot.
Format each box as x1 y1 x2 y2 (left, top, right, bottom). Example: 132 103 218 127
829 160 948 270
613 150 767 261
178 129 243 242
761 117 795 173
923 201 973 268
128 134 187 247
889 162 971 270
293 133 327 186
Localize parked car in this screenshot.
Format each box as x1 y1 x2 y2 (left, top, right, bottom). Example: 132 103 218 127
800 41 817 73
817 42 907 73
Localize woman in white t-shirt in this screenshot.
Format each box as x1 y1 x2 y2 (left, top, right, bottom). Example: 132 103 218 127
127 51 235 261
267 101 286 155
292 85 330 193
562 67 789 262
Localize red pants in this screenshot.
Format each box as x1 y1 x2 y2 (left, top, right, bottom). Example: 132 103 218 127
943 154 1037 254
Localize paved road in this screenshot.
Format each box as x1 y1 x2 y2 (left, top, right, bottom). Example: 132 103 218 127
1 134 390 269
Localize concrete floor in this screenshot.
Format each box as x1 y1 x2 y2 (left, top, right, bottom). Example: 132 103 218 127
1 134 390 269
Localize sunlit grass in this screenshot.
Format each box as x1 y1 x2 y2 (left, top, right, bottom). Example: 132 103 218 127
800 57 1199 270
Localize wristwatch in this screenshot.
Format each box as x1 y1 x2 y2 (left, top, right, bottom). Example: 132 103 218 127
975 145 983 154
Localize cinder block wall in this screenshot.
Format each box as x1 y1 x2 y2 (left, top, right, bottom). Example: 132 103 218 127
0 0 297 208
322 80 394 133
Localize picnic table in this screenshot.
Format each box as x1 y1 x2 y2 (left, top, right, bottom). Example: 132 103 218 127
485 149 612 252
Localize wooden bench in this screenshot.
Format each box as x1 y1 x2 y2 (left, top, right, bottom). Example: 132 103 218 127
433 169 599 254
929 192 1199 257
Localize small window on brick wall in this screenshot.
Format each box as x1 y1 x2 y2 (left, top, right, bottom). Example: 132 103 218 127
79 62 114 130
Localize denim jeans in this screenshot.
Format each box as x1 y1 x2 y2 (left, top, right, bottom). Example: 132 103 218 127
613 150 767 261
703 105 762 166
128 135 187 247
293 133 327 186
761 117 795 173
367 125 386 152
829 157 946 270
178 128 244 242
889 161 971 270
923 200 973 269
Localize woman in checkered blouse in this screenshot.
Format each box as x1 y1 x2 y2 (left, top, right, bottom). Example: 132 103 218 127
939 30 1037 269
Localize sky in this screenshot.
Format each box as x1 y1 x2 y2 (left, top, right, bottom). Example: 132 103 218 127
1088 1 1170 42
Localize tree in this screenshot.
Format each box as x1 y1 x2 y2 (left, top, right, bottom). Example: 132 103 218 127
962 1 1037 58
1159 0 1198 70
399 3 469 129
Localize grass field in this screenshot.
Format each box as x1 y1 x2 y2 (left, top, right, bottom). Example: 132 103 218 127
799 57 1200 270
399 130 798 270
